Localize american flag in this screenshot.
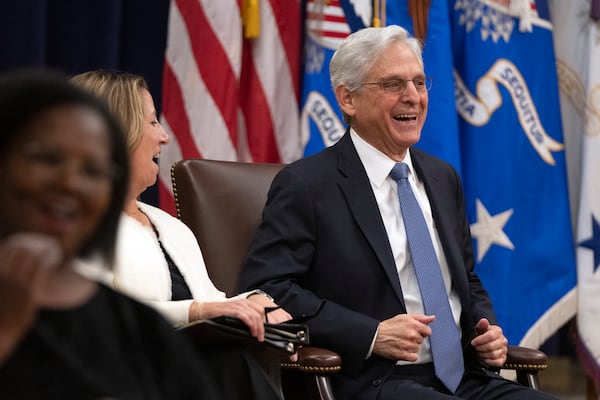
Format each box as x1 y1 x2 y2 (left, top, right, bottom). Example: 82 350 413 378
158 0 302 214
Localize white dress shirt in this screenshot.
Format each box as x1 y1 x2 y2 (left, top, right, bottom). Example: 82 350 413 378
350 129 462 364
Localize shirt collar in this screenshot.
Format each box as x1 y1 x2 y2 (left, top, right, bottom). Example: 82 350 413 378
350 128 415 188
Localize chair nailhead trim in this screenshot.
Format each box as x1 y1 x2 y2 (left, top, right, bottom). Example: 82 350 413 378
170 165 182 219
503 363 547 371
280 363 342 373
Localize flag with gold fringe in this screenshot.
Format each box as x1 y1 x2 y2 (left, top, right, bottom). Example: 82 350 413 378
451 0 576 347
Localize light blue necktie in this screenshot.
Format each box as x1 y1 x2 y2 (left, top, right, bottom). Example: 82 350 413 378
390 162 464 393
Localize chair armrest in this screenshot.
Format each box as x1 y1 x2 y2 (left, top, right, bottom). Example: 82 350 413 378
282 345 544 375
502 345 547 373
281 346 342 374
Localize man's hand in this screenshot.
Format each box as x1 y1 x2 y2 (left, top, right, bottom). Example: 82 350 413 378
470 318 508 367
372 314 435 361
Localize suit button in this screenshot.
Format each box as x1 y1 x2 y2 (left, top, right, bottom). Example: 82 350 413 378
372 379 382 386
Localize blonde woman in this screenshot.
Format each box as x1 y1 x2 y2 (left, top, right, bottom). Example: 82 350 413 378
71 71 290 340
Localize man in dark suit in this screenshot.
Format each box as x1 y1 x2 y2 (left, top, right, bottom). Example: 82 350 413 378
239 25 555 400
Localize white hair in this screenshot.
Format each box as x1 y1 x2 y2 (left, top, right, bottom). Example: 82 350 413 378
329 25 424 93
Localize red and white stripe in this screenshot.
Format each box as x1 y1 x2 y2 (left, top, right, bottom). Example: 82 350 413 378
305 0 351 49
159 0 302 214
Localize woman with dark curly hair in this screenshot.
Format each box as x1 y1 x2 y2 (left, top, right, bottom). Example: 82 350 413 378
0 70 231 399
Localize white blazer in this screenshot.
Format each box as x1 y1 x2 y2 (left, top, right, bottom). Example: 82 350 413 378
109 202 248 326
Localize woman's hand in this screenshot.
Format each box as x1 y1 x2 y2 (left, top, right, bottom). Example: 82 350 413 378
190 299 267 341
246 293 293 324
0 234 62 362
247 293 298 362
248 293 298 362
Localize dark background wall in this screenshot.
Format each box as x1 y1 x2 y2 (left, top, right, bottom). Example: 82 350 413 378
0 0 170 100
0 0 171 204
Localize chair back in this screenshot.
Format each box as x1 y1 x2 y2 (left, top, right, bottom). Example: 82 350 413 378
171 159 284 296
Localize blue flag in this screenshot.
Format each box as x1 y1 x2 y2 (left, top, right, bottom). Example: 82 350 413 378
301 0 575 346
450 0 576 345
301 0 370 156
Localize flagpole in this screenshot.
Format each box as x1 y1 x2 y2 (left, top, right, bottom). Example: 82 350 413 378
373 0 380 27
242 0 260 38
408 0 430 41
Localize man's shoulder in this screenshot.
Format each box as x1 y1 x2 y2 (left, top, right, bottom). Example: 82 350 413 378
284 132 358 175
290 147 336 167
283 145 340 178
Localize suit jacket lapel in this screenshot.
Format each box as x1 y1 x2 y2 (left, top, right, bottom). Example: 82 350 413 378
334 134 406 306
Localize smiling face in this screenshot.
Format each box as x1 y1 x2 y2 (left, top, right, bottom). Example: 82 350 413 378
0 104 114 259
128 88 169 197
335 41 428 161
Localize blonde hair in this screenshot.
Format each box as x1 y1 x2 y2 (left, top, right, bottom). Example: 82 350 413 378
71 70 149 153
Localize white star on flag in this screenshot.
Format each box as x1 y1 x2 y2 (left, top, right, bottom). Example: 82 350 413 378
470 199 515 262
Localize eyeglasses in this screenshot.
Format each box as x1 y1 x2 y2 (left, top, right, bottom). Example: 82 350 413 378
361 77 433 93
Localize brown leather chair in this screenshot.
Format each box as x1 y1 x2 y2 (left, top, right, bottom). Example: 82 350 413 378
171 158 340 400
170 158 548 398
